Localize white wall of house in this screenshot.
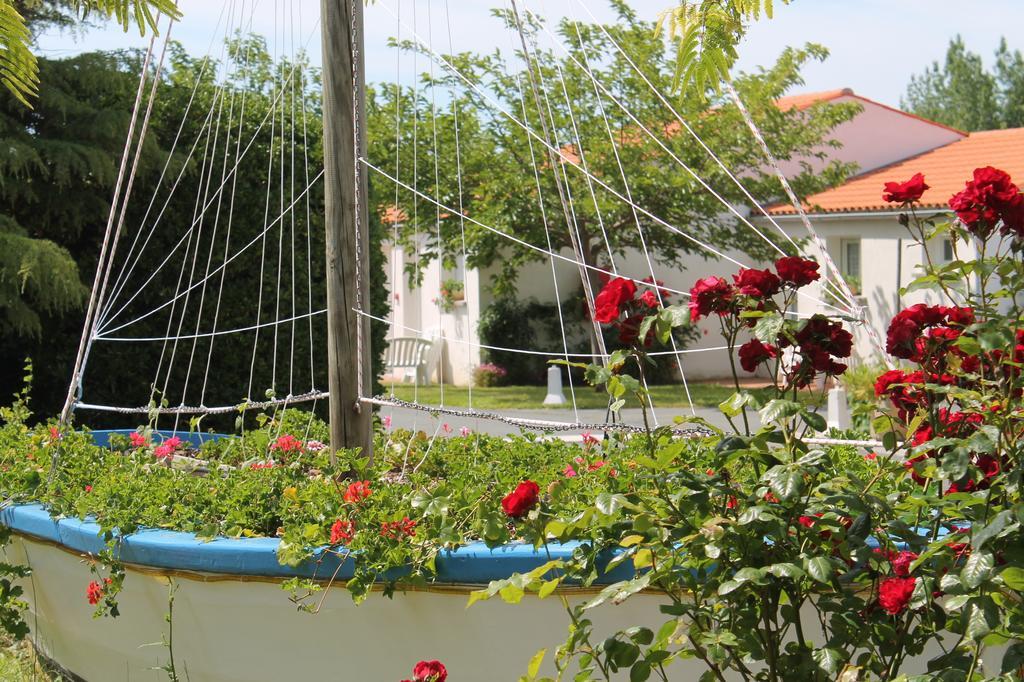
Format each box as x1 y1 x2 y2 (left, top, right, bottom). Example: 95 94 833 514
383 239 481 386
775 94 965 179
772 212 973 365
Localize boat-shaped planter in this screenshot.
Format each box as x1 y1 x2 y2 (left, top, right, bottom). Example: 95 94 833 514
0 431 999 679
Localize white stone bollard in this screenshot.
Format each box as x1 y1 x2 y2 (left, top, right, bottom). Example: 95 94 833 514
827 386 851 431
543 366 567 405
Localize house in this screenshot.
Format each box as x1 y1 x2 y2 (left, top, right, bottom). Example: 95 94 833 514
383 90 1016 386
767 125 1024 363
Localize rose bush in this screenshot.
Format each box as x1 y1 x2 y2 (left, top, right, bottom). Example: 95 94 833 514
470 167 1024 680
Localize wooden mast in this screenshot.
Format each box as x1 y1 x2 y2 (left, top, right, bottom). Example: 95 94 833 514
321 0 372 461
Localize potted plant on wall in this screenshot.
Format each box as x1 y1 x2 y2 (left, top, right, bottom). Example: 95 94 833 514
439 278 465 313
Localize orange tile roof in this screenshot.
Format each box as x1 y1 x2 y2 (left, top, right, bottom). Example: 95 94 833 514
767 127 1024 215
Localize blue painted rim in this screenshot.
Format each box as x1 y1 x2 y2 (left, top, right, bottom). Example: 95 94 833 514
0 504 631 585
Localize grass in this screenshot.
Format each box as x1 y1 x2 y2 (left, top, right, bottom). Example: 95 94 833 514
386 381 798 410
0 638 63 682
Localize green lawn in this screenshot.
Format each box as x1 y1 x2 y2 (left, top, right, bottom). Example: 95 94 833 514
386 382 780 410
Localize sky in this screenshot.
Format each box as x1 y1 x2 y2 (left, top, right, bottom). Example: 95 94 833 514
34 0 1024 108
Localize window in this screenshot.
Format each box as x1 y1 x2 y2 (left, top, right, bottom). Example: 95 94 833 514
942 239 954 262
840 239 861 279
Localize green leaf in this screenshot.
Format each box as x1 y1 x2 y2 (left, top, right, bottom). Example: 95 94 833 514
753 313 784 345
961 551 994 589
1001 642 1024 675
630 661 652 682
799 410 827 433
595 493 623 516
759 399 802 424
537 579 559 599
999 567 1024 591
526 648 546 679
812 648 845 675
973 510 1013 550
963 597 998 641
719 392 751 418
499 582 526 604
764 465 803 500
766 562 804 579
805 556 834 584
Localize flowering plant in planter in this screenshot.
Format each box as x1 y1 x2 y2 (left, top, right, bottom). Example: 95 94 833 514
471 167 1024 680
438 278 465 313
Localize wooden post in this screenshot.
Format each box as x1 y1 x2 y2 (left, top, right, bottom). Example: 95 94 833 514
321 0 372 461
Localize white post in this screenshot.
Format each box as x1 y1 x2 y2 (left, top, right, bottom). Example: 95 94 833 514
543 366 567 405
827 386 851 431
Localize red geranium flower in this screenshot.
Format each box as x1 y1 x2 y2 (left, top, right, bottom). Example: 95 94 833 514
271 434 305 454
86 580 104 605
738 339 777 373
501 480 540 518
774 256 820 287
883 173 929 203
330 519 356 544
688 276 733 321
344 480 372 504
878 576 916 615
380 517 417 540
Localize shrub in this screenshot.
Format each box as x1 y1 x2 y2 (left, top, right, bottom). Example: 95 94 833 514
472 363 508 387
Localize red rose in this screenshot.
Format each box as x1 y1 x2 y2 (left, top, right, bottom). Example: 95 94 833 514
883 173 929 203
412 660 448 682
878 576 916 615
501 480 540 518
344 480 372 504
639 289 660 309
774 256 820 287
330 519 355 544
891 551 918 577
594 277 637 323
949 166 1022 238
733 268 781 298
688 276 733 321
738 339 777 372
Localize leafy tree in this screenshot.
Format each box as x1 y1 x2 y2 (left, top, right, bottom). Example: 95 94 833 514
368 5 857 299
903 36 1024 131
0 0 180 106
656 0 789 95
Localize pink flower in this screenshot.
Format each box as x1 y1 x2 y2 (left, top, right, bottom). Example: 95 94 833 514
459 426 471 437
581 432 599 448
442 423 452 434
587 460 606 472
130 432 148 448
84 485 93 493
382 415 392 430
563 464 578 478
305 440 326 452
